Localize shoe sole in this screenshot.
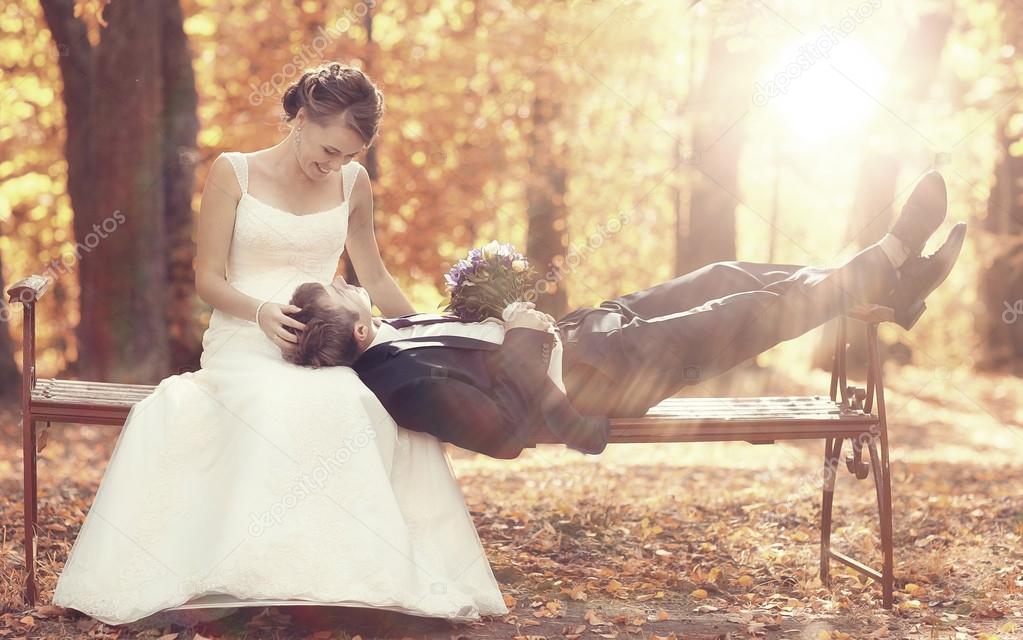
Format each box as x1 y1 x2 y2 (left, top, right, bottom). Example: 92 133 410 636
896 300 926 330
894 222 966 330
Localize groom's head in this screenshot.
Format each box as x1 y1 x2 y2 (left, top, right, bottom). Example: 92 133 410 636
283 276 376 367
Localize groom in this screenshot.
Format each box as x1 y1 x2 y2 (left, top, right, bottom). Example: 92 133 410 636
285 172 965 459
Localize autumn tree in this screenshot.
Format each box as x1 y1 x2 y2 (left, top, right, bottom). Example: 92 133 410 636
979 124 1023 368
40 0 199 382
524 68 570 316
978 2 1023 370
678 23 758 275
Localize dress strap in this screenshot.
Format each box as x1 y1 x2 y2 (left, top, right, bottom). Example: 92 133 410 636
342 161 360 205
224 152 249 194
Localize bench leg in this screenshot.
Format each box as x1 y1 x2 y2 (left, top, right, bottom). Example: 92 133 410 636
821 322 895 608
868 439 894 607
22 416 38 606
867 324 895 608
819 437 844 586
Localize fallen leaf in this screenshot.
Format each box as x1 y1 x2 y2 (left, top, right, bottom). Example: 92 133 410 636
904 583 924 595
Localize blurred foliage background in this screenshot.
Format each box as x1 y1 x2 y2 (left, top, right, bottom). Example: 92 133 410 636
0 0 1021 386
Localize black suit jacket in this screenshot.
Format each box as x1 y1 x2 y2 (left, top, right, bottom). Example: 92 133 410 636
352 318 610 459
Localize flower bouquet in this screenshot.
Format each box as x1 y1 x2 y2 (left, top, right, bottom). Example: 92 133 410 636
443 241 536 321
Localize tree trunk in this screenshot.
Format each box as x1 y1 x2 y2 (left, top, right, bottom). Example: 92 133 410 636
525 72 569 317
678 34 753 275
978 123 1023 369
41 0 199 383
162 0 201 374
0 250 22 398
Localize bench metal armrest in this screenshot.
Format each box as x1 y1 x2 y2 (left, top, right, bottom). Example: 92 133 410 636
7 275 51 306
845 303 895 324
831 304 894 409
9 275 51 607
6 275 51 395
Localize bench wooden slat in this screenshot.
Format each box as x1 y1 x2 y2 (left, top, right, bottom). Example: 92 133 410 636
34 379 156 390
30 379 156 422
646 396 843 406
34 390 156 401
650 395 833 403
643 410 845 417
528 395 877 444
35 386 155 398
32 396 145 409
33 392 153 405
34 388 155 402
630 397 863 416
35 377 157 388
603 424 874 444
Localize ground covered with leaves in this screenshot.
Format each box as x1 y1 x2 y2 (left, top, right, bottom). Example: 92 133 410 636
1 364 1022 639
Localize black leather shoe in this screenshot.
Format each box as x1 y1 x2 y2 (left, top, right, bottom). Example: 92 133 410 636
563 415 610 455
888 222 966 330
889 171 948 256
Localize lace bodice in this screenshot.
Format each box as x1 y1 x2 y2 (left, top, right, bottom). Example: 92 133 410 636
221 152 357 305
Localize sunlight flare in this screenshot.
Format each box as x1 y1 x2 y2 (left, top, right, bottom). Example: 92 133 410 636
756 39 888 140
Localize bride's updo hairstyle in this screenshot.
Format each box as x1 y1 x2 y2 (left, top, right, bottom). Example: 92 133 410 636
281 62 385 143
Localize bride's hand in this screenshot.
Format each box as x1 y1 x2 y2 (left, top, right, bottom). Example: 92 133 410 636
257 302 306 353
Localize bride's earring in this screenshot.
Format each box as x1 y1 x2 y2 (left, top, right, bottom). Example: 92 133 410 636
294 126 302 149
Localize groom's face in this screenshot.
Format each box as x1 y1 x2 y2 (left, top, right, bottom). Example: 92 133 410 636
323 275 372 318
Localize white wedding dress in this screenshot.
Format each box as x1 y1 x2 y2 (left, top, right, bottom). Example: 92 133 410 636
51 152 508 625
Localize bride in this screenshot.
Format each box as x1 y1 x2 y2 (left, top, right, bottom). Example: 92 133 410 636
51 62 508 625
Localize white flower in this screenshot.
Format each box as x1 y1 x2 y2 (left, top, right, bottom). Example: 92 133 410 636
481 240 501 260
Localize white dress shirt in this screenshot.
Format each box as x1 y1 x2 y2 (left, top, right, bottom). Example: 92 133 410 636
367 313 566 393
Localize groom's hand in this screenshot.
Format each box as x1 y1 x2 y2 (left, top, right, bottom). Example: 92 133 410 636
505 303 556 331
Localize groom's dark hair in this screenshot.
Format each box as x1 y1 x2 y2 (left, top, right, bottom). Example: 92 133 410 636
283 283 361 367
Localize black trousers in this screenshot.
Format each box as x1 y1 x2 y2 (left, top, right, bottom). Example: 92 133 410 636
558 245 896 417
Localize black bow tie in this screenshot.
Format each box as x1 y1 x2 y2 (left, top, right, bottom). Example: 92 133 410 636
382 314 467 329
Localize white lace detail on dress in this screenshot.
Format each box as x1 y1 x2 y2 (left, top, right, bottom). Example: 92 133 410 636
224 151 249 193
343 161 359 204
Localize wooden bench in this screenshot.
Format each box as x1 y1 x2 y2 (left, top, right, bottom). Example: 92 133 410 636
8 274 897 609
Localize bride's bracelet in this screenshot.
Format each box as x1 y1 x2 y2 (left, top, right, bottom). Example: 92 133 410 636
254 300 270 327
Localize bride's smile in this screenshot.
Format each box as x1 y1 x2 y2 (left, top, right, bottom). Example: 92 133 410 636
293 118 368 182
